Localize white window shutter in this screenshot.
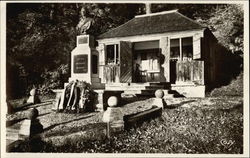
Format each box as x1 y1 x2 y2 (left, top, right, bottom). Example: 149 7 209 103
97 43 105 65
97 43 106 83
193 34 201 59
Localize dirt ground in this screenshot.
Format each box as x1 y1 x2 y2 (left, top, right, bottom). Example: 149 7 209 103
6 95 243 151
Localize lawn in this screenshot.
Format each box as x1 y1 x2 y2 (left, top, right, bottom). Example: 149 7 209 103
6 73 243 153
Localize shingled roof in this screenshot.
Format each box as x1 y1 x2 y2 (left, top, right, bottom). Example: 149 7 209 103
98 10 205 39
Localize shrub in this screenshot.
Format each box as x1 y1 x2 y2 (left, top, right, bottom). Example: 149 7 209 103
38 64 69 95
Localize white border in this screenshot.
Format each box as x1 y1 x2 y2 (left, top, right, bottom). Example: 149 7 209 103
1 1 249 158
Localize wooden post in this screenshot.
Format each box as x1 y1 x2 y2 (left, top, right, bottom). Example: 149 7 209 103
191 61 194 81
201 61 205 85
179 38 182 61
160 37 170 82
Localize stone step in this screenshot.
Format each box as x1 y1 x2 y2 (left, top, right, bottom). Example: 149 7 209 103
91 77 101 83
91 82 105 89
123 90 156 96
105 86 164 91
163 93 175 98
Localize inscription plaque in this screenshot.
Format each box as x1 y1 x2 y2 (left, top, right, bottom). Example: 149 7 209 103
74 55 88 73
78 36 88 45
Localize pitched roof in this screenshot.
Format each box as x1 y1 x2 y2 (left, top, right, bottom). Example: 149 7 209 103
98 10 205 39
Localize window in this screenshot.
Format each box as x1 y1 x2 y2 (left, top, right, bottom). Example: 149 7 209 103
107 44 119 64
141 53 147 60
170 39 180 59
182 37 193 59
170 37 193 60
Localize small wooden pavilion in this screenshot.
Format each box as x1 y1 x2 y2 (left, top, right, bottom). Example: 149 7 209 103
95 10 220 97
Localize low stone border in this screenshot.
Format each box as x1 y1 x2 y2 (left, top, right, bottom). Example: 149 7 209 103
123 107 162 130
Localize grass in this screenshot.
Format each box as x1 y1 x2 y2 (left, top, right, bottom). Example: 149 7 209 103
6 73 244 153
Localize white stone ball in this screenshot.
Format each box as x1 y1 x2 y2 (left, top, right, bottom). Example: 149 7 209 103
107 96 118 107
155 89 164 98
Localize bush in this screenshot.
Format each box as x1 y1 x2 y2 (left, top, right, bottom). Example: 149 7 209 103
209 72 243 97
38 64 69 95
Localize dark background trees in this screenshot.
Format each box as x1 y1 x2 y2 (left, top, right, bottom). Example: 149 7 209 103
6 3 244 99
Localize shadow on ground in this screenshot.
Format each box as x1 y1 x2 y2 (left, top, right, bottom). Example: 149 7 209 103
43 114 95 132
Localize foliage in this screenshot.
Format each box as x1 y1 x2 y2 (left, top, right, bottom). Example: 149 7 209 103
6 3 244 98
38 64 69 94
197 4 244 55
209 72 243 97
151 3 244 55
6 3 143 98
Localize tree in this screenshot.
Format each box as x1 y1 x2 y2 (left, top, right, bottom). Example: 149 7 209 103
205 4 243 55
6 3 244 98
6 3 143 97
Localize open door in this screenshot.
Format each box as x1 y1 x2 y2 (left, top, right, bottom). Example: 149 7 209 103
119 41 133 83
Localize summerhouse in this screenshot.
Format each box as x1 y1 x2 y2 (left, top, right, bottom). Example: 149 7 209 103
95 10 220 97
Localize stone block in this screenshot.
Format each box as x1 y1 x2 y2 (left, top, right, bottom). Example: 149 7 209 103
18 119 31 138
52 89 63 111
171 85 205 98
109 120 124 133
102 107 123 123
18 119 43 140
27 95 40 104
152 98 167 108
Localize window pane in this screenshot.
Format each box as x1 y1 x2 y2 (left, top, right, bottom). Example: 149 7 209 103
182 37 193 59
107 44 119 64
107 45 115 64
141 53 147 60
170 39 180 59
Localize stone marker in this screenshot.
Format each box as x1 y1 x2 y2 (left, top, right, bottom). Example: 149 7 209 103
27 88 40 104
19 108 43 140
152 89 167 108
52 89 63 111
102 96 124 138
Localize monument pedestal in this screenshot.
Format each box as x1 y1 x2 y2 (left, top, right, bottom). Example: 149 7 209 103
69 34 104 89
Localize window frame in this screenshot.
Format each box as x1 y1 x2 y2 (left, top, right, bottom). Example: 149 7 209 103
170 36 193 61
106 43 119 64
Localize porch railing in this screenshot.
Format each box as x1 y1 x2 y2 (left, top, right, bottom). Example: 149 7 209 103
176 60 204 84
103 65 120 83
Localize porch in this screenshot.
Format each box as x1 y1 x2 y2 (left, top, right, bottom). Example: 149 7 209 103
102 60 204 85
102 60 205 97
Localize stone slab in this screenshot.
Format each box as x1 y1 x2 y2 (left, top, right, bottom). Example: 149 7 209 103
171 84 205 98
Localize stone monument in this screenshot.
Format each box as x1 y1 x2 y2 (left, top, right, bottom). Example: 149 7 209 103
69 7 103 90
27 88 40 104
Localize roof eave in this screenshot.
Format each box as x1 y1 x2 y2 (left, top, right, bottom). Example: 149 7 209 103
97 28 206 41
